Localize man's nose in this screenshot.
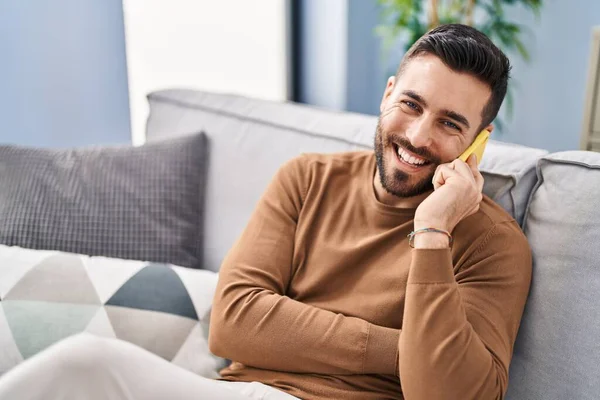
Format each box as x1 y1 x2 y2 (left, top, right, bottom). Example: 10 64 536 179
405 118 433 149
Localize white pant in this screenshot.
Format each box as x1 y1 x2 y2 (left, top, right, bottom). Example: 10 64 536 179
0 333 300 400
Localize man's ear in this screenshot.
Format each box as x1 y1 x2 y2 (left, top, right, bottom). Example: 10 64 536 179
380 76 396 113
484 124 494 135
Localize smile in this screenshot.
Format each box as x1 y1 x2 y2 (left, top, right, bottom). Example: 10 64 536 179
392 144 431 168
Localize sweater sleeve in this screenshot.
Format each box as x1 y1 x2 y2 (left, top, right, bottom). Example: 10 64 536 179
209 156 399 376
399 222 532 399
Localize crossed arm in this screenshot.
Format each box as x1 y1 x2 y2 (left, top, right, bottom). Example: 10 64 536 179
208 158 399 376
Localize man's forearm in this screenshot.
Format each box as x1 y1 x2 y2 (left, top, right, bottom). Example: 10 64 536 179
399 249 508 400
209 281 399 376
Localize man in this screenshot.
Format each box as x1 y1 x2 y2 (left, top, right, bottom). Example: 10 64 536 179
0 24 530 400
208 23 531 399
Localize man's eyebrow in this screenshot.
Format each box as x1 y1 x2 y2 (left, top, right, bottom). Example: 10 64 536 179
402 90 428 107
442 109 471 129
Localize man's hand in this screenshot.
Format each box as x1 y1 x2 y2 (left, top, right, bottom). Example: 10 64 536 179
413 154 484 247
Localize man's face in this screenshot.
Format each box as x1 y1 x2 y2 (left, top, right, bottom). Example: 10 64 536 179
375 54 492 198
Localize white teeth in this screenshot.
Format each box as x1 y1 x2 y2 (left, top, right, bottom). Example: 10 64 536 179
397 146 426 165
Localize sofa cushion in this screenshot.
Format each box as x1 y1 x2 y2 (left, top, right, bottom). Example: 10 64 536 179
0 244 226 377
145 89 545 270
478 140 548 226
0 133 207 269
506 151 600 400
146 90 374 271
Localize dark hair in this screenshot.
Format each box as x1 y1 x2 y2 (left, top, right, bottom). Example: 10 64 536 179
397 24 511 130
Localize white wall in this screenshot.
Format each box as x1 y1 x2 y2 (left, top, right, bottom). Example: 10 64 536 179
123 0 291 145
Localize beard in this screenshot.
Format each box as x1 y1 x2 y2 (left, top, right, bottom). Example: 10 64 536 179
374 118 441 198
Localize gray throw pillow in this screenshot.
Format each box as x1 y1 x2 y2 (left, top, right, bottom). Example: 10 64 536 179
0 133 207 269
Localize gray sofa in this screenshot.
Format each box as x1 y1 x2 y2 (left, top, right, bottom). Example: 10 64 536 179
146 89 600 399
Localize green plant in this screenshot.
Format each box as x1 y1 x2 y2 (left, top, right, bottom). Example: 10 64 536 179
375 0 543 129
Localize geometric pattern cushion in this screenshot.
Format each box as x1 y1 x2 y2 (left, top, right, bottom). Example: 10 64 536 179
0 244 226 378
0 132 207 269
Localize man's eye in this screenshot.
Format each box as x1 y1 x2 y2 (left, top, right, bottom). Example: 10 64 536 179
443 120 461 131
402 101 419 111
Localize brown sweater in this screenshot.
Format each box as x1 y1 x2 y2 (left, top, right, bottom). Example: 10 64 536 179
209 151 532 400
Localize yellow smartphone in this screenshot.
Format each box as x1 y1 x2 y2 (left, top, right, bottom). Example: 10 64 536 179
458 129 490 165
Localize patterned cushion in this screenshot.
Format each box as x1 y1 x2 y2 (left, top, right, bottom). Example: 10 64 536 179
0 244 226 378
0 133 207 269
